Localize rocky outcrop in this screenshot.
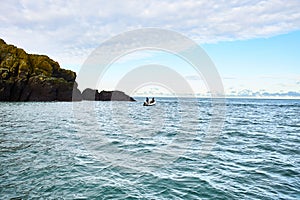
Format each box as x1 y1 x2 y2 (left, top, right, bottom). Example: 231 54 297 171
0 38 82 101
82 88 135 101
0 39 135 102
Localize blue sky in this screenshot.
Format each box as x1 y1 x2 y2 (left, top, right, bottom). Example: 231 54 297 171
202 31 300 97
1 0 300 98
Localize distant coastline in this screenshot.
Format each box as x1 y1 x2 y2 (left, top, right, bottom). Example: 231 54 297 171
133 95 300 100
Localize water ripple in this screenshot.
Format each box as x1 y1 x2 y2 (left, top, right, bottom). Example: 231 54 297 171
0 99 299 199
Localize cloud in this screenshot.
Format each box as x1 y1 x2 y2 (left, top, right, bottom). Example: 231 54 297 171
185 75 202 80
114 52 154 64
1 0 300 69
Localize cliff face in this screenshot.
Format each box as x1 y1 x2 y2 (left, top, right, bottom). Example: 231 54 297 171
0 39 82 101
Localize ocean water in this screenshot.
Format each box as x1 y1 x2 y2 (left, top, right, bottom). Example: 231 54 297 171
0 98 299 199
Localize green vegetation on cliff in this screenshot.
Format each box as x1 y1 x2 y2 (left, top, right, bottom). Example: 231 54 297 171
0 38 82 101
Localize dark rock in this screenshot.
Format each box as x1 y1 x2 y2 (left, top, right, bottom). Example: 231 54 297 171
82 88 135 101
0 79 13 100
99 90 136 101
0 38 82 101
72 87 83 101
10 78 27 101
81 88 97 100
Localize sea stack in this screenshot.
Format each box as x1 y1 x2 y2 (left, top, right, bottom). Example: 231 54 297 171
82 88 136 101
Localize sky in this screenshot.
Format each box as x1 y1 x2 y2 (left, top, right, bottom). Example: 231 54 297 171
1 0 300 98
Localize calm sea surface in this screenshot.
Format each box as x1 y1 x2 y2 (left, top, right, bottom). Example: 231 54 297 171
0 98 299 199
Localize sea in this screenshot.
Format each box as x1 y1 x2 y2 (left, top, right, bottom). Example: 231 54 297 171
0 98 299 199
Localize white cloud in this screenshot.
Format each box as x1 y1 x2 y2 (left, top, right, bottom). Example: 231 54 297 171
1 0 300 71
185 75 202 80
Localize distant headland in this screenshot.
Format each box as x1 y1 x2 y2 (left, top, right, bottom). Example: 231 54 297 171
0 38 135 102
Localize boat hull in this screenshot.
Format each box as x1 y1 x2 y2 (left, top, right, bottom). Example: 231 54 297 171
143 101 156 106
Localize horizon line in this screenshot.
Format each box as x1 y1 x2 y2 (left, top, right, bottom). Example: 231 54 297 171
132 95 300 100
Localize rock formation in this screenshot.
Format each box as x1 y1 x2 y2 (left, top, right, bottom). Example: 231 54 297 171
0 38 135 102
82 88 135 101
0 38 82 101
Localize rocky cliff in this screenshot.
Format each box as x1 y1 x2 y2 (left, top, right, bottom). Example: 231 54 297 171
82 88 135 101
0 38 82 101
0 39 136 102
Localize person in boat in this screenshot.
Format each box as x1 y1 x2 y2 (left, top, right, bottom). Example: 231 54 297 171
143 97 149 106
150 97 155 104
